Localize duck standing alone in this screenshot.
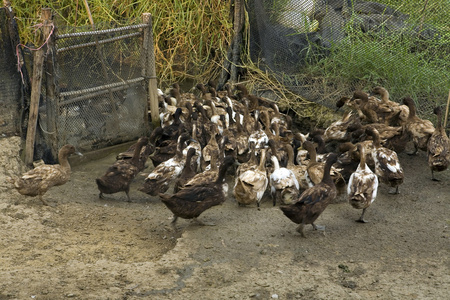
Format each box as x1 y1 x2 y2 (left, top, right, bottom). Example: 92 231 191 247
11 144 82 205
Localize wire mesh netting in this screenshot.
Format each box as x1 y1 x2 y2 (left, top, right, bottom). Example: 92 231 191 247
37 23 150 157
0 7 22 136
247 0 450 120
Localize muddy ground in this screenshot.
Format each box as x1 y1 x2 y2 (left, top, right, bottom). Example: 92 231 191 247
0 136 449 299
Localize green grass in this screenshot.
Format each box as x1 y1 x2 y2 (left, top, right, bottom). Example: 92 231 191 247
298 1 450 116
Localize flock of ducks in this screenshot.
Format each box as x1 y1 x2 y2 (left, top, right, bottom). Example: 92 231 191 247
10 83 450 237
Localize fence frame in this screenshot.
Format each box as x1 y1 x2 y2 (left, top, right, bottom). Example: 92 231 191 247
25 9 159 164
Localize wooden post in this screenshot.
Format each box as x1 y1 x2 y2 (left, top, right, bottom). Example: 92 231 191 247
25 8 52 166
142 13 160 128
45 17 58 161
444 89 450 129
231 0 244 83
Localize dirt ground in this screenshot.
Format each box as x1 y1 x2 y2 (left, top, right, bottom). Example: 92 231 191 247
0 135 449 299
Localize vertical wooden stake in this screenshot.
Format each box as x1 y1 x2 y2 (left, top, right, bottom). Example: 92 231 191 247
45 15 58 161
231 0 244 83
444 89 450 129
142 13 160 128
25 8 52 166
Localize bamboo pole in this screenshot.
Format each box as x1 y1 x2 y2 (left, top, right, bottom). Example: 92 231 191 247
142 13 159 128
25 8 52 166
444 89 450 129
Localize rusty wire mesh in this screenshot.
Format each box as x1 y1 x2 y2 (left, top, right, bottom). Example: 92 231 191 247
37 23 150 156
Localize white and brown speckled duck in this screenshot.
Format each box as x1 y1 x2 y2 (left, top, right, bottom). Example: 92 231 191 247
347 143 379 223
366 126 404 194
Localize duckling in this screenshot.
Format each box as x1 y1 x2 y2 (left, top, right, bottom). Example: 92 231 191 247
347 143 379 223
402 97 435 154
427 106 450 181
139 133 191 196
233 147 269 209
11 144 82 206
269 154 300 206
159 155 236 227
96 137 149 202
173 148 198 193
280 153 339 237
366 127 404 194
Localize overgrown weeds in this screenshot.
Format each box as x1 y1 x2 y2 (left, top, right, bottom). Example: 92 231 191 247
11 0 233 86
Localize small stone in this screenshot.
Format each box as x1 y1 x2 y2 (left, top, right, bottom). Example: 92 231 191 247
272 294 279 299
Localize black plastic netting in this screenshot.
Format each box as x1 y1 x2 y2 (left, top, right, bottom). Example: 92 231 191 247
0 8 22 136
247 0 448 118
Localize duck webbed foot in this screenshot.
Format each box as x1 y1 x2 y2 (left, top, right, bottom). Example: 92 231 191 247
296 224 306 238
356 209 368 223
192 218 216 226
312 223 326 231
388 186 400 194
431 171 440 181
125 190 132 202
39 195 49 206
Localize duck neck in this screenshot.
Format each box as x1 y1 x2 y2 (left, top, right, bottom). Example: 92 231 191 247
285 144 295 167
307 144 317 163
191 123 198 141
358 145 366 168
407 100 417 118
216 158 230 183
435 108 442 129
131 140 145 165
210 150 219 172
271 155 280 171
258 149 267 172
322 158 335 186
379 89 389 103
58 152 71 170
371 131 382 148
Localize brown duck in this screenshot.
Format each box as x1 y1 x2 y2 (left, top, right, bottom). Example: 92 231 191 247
96 137 149 202
280 153 338 237
427 106 450 181
11 144 81 205
159 155 235 227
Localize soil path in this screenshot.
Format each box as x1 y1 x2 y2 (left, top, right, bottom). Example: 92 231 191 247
1 136 449 299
